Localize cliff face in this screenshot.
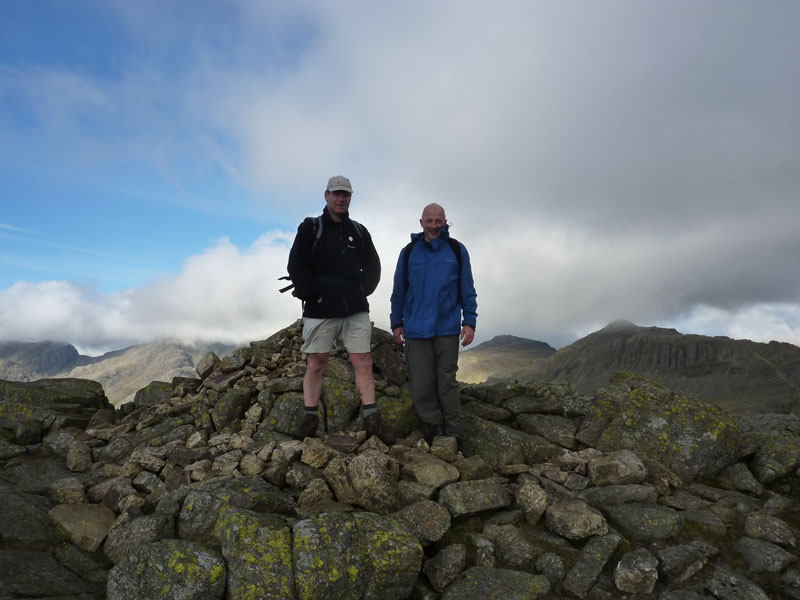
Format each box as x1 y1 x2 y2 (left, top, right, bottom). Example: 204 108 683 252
0 341 81 381
534 321 800 414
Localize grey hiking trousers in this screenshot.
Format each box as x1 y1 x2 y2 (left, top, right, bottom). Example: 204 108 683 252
405 335 462 438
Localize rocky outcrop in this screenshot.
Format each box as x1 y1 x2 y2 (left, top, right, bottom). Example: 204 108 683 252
530 320 800 414
3 321 800 599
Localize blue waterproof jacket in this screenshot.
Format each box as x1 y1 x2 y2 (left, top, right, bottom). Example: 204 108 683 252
390 226 477 339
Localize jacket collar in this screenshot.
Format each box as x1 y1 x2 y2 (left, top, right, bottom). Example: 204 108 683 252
411 224 450 248
322 206 350 224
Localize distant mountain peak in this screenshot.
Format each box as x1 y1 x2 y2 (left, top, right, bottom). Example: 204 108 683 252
469 334 556 353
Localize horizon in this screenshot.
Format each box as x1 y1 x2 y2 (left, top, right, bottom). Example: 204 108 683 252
2 1 800 351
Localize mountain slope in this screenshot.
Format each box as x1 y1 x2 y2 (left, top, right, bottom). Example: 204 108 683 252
0 339 235 407
532 320 800 414
457 334 556 384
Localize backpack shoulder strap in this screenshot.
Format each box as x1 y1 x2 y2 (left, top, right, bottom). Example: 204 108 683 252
448 238 463 306
402 238 419 292
349 219 365 241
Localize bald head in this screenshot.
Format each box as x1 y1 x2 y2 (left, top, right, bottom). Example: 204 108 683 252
421 203 446 220
420 203 447 242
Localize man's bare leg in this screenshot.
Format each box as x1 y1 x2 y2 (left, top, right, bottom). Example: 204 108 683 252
349 352 375 405
303 352 329 407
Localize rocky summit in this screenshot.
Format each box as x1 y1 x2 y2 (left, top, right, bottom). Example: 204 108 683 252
3 321 800 599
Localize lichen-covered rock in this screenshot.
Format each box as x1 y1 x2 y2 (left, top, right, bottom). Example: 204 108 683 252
750 432 800 484
442 566 550 599
578 483 658 507
196 351 220 378
213 504 294 599
705 565 770 600
744 511 796 547
580 373 741 480
347 449 402 514
104 514 175 564
562 533 621 599
424 543 466 591
321 377 361 432
211 387 251 431
614 548 658 594
438 478 513 517
391 500 452 546
482 523 538 571
545 500 608 540
656 540 718 585
515 474 548 525
604 503 683 541
516 414 578 449
107 539 226 600
133 381 172 407
460 412 562 467
397 449 460 489
587 449 647 485
293 511 422 599
734 536 796 573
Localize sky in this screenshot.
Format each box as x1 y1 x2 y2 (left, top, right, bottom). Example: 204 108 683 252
1 0 800 355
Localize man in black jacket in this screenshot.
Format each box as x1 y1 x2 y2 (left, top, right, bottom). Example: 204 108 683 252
287 175 392 443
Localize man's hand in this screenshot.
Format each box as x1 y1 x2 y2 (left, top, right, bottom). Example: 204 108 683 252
460 325 475 347
392 327 405 345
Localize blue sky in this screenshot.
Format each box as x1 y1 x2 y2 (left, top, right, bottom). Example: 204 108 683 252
2 1 800 353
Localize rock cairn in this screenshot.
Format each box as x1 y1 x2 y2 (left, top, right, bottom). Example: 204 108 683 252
2 322 800 599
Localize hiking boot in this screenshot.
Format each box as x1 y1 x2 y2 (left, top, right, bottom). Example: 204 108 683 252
421 421 443 446
293 413 319 440
456 437 467 457
364 412 396 446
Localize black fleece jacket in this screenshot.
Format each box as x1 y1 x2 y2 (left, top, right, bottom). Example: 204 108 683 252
287 207 381 318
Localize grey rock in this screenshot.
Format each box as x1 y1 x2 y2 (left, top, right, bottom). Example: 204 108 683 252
297 477 334 511
439 478 513 517
129 448 166 472
516 413 578 449
588 449 647 485
515 474 548 525
705 565 770 600
454 454 495 480
50 477 88 504
211 387 251 431
745 511 796 546
659 489 711 510
398 449 460 489
132 470 165 495
563 533 621 599
391 500 451 546
614 547 659 594
133 380 171 407
535 552 566 585
545 500 608 540
482 523 538 571
750 432 800 484
347 449 402 514
656 540 719 585
66 441 93 472
460 411 562 467
196 351 220 378
734 536 795 573
0 489 64 544
681 509 728 538
442 566 550 599
214 504 294 599
293 511 422 599
579 483 658 507
463 533 495 568
0 549 89 597
107 539 226 600
717 462 764 494
424 544 467 592
48 502 116 552
604 503 684 541
104 514 175 564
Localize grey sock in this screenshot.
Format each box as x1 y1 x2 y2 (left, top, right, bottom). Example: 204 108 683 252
362 403 377 418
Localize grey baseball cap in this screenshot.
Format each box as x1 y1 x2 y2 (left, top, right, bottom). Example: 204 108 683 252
327 175 353 193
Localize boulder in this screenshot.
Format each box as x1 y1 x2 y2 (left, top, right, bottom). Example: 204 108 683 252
579 373 741 480
107 539 226 600
293 511 422 599
442 566 550 599
438 478 513 517
133 380 171 407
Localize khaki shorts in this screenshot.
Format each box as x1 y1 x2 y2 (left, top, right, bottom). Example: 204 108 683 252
301 312 372 354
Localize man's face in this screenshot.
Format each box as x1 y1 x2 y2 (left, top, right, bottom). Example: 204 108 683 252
325 190 352 220
421 208 446 242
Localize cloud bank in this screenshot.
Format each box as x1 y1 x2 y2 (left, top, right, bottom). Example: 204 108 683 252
2 1 800 350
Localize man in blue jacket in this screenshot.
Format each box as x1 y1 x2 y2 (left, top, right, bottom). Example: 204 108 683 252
390 203 478 452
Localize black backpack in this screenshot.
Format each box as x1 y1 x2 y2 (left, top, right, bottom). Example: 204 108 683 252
279 216 364 294
402 237 463 305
